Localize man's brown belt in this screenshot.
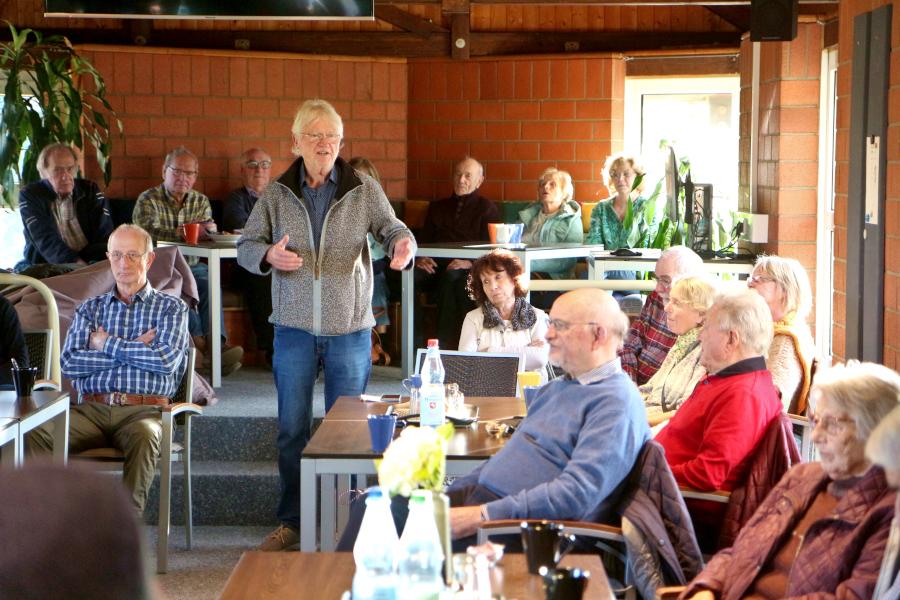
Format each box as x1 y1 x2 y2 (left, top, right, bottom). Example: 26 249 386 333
80 392 169 407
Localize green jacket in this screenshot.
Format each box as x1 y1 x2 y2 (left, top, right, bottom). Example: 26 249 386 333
518 200 583 277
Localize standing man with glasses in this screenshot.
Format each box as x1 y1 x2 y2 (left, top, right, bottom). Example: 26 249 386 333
18 143 113 269
28 224 189 513
134 146 243 376
620 245 704 384
238 99 416 551
223 148 275 366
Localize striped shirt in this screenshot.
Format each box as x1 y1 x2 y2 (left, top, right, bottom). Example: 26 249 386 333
62 282 189 397
132 184 212 264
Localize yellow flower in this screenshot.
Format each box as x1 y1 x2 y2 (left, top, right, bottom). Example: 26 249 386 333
377 424 454 497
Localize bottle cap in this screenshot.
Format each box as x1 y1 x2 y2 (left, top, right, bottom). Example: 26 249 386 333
427 339 439 348
365 486 384 500
409 490 432 504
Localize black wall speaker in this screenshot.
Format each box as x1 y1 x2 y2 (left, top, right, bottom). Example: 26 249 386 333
750 0 799 42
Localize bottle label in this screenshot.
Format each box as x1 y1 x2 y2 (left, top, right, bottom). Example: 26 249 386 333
419 383 445 427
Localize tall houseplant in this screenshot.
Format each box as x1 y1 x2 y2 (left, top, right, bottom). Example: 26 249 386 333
0 22 121 209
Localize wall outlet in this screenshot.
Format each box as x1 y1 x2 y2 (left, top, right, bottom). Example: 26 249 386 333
735 212 769 244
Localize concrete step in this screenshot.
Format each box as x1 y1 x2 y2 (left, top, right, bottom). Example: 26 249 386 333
188 415 278 462
143 461 279 527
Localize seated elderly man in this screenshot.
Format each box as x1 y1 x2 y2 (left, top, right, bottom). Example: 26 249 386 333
410 157 500 349
133 145 242 375
339 288 650 547
18 143 113 269
620 246 704 385
656 288 781 539
28 224 189 513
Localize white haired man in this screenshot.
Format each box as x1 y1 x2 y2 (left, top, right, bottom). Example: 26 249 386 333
18 143 113 268
620 245 704 384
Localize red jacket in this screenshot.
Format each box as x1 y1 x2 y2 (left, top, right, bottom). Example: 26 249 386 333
656 357 782 492
681 463 896 600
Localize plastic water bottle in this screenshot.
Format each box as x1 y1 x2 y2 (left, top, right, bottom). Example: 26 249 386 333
352 487 399 600
419 339 445 427
397 490 445 600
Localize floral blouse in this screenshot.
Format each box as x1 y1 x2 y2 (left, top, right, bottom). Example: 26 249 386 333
586 196 649 249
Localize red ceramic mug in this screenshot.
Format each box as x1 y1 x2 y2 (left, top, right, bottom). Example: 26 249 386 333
181 222 201 244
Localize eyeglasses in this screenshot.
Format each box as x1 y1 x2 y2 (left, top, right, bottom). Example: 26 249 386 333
748 274 775 285
51 165 78 177
245 160 272 170
809 413 855 436
548 319 598 332
301 132 343 144
107 251 148 263
650 272 673 288
167 166 198 178
610 170 636 180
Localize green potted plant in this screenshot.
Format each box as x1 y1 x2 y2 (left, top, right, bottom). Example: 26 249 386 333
0 22 121 210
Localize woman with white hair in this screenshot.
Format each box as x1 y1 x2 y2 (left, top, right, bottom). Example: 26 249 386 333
518 167 583 308
867 405 900 600
748 255 816 413
640 275 718 426
681 361 900 600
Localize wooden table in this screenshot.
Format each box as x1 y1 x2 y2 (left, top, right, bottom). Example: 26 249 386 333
0 390 69 467
158 240 238 387
220 551 613 600
300 395 525 552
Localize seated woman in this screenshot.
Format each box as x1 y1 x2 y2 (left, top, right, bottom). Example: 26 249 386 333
681 361 900 600
586 152 654 296
867 405 900 600
748 255 816 413
518 167 583 309
458 249 549 376
639 275 717 427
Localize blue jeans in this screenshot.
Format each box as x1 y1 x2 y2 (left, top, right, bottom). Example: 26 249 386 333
187 262 227 339
273 326 372 529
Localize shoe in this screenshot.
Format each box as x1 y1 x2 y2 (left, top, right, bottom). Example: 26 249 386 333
258 524 300 551
221 361 242 377
221 344 244 368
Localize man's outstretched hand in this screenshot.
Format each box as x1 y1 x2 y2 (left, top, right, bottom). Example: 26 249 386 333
390 237 415 270
266 235 303 272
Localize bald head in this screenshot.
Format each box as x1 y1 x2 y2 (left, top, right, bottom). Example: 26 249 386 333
546 289 629 377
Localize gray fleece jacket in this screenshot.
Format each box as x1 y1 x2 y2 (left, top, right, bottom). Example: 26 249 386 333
236 156 416 336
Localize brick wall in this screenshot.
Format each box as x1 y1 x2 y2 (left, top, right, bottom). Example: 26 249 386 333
407 55 625 203
739 24 823 263
78 47 409 203
833 1 900 369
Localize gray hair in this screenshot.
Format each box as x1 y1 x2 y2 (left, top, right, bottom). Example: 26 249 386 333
36 143 79 179
290 99 344 156
108 224 154 255
708 288 774 356
753 255 813 321
660 245 705 278
810 361 900 441
538 167 574 203
164 146 198 169
866 405 900 471
240 147 270 162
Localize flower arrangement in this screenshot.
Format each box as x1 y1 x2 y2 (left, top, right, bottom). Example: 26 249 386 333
376 423 454 497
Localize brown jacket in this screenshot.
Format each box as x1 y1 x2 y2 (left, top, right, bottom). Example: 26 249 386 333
682 463 896 600
718 412 801 548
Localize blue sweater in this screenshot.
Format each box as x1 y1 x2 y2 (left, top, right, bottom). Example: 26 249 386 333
453 360 650 522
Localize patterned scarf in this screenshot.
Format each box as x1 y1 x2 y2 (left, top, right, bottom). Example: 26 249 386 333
481 296 537 331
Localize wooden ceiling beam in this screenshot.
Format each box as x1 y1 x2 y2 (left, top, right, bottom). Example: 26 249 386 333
2 27 741 58
704 6 750 31
379 0 836 5
375 5 446 35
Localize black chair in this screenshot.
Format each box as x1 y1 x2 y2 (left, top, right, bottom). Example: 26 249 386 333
414 349 523 397
23 329 52 380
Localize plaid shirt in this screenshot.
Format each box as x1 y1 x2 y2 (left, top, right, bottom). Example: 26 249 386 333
619 291 677 385
62 282 189 397
133 184 212 263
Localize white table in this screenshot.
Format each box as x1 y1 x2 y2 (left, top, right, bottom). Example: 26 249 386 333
158 241 238 387
0 418 19 468
0 390 70 467
401 242 597 377
588 250 755 280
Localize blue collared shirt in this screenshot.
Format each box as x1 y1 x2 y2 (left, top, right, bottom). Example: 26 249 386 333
298 163 340 253
62 282 189 397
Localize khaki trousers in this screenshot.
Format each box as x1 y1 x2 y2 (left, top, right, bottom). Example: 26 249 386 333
28 403 163 513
